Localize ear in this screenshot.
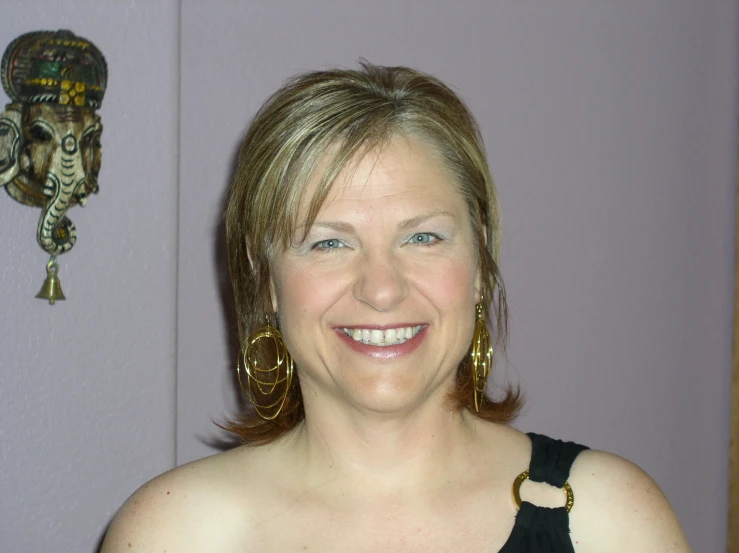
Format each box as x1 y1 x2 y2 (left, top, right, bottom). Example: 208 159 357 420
247 238 279 315
0 104 22 187
269 274 279 315
474 269 482 302
474 224 487 303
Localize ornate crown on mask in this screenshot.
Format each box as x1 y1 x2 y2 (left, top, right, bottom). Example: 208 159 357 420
1 29 107 109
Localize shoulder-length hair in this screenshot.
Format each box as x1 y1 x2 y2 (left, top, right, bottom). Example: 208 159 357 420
223 61 523 444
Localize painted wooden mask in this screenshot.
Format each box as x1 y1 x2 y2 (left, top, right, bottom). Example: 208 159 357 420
0 30 106 257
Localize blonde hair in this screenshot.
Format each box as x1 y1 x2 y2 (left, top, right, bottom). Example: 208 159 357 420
224 61 522 444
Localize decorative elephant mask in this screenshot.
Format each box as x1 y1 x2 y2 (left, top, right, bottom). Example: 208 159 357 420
0 30 107 303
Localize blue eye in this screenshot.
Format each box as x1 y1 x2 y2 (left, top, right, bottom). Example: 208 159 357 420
409 232 439 245
313 238 344 251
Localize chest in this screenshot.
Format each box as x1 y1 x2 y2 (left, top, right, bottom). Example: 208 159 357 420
245 493 519 553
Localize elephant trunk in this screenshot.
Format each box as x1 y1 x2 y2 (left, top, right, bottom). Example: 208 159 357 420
36 135 85 255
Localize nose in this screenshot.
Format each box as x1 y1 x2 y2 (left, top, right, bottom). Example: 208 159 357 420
352 249 408 312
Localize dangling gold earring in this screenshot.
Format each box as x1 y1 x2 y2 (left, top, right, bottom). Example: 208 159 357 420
237 320 294 421
471 302 493 412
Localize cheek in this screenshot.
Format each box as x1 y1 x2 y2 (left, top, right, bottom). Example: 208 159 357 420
274 260 344 328
436 260 480 347
273 261 349 370
415 256 479 309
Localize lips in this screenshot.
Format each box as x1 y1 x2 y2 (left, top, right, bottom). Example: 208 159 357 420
333 325 428 359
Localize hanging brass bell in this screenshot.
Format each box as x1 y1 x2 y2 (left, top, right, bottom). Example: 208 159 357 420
36 258 65 305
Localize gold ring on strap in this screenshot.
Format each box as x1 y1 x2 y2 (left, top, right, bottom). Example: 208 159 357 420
511 470 575 513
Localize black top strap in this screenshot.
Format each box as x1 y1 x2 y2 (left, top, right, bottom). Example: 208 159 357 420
498 503 576 553
528 432 589 488
498 433 590 553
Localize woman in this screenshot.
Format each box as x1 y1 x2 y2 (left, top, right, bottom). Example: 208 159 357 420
102 62 690 552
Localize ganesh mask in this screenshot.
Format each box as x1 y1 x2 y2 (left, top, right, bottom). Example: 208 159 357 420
0 30 106 256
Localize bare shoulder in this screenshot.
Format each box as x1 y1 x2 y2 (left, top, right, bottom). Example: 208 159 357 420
568 448 692 552
100 446 267 553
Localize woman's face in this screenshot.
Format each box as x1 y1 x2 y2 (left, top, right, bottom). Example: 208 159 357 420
269 134 481 414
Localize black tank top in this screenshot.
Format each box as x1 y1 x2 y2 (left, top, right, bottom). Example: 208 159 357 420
498 432 590 553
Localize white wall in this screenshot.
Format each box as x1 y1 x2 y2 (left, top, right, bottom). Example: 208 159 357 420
0 1 735 552
0 1 179 552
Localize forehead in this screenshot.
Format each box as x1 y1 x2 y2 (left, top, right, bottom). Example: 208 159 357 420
25 103 95 127
297 134 464 222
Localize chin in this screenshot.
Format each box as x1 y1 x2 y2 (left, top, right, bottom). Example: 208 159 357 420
337 370 451 415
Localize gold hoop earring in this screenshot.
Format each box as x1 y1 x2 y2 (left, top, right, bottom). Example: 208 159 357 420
237 323 294 421
471 303 493 412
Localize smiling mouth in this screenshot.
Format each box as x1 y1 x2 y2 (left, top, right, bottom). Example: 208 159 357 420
341 326 424 347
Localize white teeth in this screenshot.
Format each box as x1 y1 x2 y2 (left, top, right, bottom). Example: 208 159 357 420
343 326 422 346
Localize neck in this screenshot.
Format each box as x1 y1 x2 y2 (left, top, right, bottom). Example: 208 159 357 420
286 393 481 494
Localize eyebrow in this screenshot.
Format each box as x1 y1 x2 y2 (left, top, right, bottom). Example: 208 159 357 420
397 209 454 232
308 209 455 235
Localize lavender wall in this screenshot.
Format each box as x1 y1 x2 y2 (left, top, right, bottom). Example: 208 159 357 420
0 1 179 552
178 1 736 551
0 2 735 553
